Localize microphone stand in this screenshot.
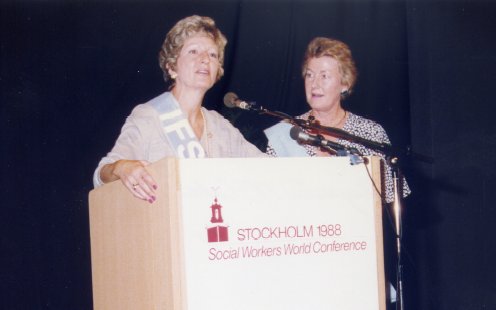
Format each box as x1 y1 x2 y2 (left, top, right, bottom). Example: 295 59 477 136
390 156 405 310
307 126 432 310
306 122 412 310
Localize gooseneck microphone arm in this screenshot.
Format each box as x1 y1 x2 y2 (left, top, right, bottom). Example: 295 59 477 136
222 91 433 163
291 118 433 164
223 92 295 120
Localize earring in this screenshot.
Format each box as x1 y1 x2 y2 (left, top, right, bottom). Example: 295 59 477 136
170 72 177 79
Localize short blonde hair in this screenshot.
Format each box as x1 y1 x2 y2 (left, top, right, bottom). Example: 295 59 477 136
158 15 227 85
302 37 358 96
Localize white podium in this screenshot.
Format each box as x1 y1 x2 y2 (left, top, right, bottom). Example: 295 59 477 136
89 157 386 309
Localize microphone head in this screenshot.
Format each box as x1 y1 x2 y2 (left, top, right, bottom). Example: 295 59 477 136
290 126 302 141
223 92 238 108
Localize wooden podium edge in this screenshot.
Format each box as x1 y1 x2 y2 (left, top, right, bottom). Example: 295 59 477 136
367 156 386 310
88 157 186 310
165 158 188 310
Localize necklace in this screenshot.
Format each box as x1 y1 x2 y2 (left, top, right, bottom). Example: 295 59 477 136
200 109 211 156
310 109 348 128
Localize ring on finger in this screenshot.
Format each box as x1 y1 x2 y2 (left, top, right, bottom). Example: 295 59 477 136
132 183 139 190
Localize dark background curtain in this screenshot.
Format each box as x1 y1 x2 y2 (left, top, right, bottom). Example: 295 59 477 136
2 0 495 309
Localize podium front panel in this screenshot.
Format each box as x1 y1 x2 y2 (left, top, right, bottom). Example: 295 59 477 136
177 157 384 310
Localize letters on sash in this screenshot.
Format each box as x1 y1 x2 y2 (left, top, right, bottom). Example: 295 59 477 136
150 92 206 158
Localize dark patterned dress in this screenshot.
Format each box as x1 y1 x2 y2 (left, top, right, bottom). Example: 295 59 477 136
266 111 411 203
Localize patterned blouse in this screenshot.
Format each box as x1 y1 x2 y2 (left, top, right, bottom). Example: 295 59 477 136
267 111 411 203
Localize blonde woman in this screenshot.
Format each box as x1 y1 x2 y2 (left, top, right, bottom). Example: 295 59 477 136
94 15 263 202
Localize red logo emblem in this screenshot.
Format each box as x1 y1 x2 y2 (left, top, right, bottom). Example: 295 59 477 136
207 197 229 242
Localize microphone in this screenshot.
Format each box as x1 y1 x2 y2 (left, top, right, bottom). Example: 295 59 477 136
290 126 348 155
223 92 256 110
290 126 322 145
290 126 365 164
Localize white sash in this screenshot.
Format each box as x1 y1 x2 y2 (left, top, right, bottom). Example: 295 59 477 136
264 122 309 157
150 92 206 158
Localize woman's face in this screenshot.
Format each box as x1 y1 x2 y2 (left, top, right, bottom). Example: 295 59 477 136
304 56 346 112
172 34 220 92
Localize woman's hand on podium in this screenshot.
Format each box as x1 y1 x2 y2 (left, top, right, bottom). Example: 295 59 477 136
101 159 157 203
